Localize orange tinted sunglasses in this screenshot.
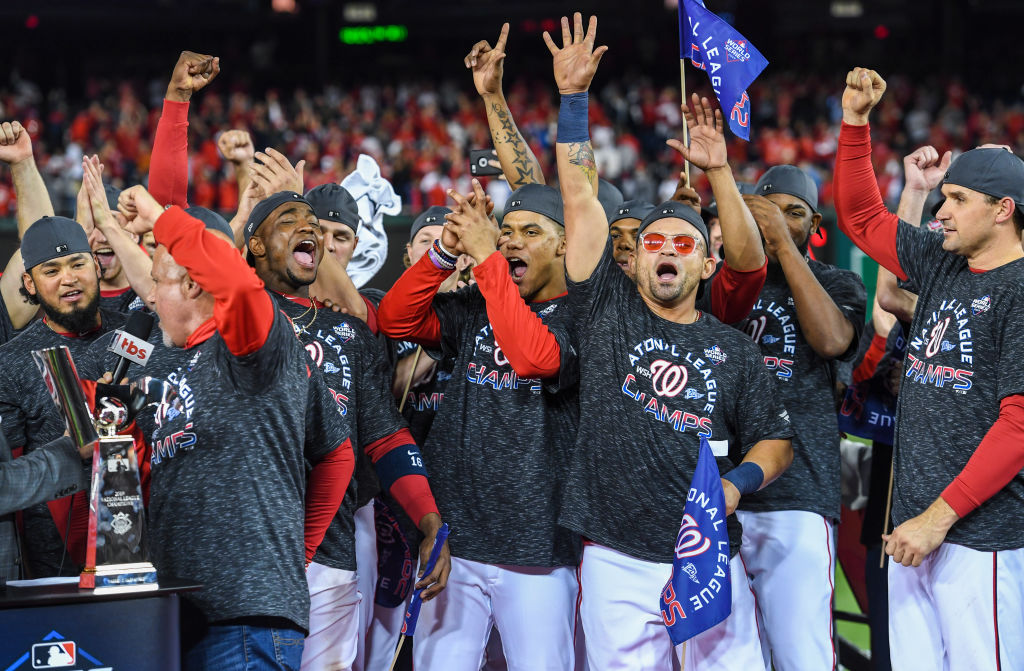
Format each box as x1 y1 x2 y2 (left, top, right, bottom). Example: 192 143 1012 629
638 232 701 255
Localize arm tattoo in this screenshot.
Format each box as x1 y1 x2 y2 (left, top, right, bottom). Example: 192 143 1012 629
488 102 539 188
566 142 597 186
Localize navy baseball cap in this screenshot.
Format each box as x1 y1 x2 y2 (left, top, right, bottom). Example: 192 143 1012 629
504 184 564 227
22 216 92 270
943 147 1024 208
185 206 234 241
409 206 451 242
610 199 655 225
104 184 121 211
637 201 710 249
736 182 757 196
305 184 361 233
598 179 625 220
246 191 313 242
755 165 819 212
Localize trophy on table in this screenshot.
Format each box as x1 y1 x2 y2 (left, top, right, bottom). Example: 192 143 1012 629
32 345 167 593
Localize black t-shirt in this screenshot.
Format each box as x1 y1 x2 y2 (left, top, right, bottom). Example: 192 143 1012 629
559 247 793 563
424 283 580 567
271 292 406 571
146 310 348 630
893 221 1024 551
99 288 144 314
395 339 452 447
733 261 866 519
0 290 21 346
0 310 127 576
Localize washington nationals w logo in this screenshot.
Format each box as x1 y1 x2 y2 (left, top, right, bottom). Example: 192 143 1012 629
650 359 689 397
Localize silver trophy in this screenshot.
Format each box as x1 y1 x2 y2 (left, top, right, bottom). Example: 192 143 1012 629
32 346 159 593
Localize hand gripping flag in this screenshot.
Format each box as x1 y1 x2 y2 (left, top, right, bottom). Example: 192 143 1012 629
660 436 732 644
400 522 450 637
679 0 768 140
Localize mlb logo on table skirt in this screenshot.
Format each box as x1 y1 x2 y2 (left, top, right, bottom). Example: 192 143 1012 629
31 641 75 668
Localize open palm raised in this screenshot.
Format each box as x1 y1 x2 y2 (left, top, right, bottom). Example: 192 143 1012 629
666 93 728 172
543 13 608 95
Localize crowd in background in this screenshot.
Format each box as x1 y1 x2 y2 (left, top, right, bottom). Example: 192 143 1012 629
1 71 1022 221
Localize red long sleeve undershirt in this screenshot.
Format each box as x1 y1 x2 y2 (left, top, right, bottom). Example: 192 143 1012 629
377 253 447 346
853 333 889 385
834 123 907 280
473 252 563 379
941 395 1024 518
149 99 190 209
154 206 274 355
305 436 355 564
364 428 439 526
709 259 768 324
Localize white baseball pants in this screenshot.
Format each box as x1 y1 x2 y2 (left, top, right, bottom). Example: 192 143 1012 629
302 562 360 671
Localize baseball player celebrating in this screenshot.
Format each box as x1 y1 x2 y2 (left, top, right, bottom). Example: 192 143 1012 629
735 167 866 670
546 13 794 670
835 66 1024 669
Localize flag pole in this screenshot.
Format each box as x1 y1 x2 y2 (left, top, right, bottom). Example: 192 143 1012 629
680 57 690 184
879 455 895 568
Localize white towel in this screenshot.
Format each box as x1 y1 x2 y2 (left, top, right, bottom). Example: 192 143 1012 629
341 154 402 288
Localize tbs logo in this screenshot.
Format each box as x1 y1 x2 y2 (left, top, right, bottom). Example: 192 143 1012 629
107 330 151 367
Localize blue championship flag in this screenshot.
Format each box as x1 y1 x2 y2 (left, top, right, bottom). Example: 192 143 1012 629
660 436 732 644
679 0 768 140
400 522 450 637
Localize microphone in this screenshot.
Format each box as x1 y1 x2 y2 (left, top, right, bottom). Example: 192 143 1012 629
107 311 156 383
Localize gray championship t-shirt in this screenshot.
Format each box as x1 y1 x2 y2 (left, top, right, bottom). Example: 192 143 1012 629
0 309 127 576
272 292 406 571
424 283 580 567
734 261 865 519
146 310 348 631
559 247 793 563
893 220 1024 551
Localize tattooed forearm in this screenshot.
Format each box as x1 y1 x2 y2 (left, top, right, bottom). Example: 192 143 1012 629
566 142 597 187
486 101 541 189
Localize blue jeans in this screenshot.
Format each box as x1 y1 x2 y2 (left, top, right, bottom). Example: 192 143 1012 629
185 624 305 671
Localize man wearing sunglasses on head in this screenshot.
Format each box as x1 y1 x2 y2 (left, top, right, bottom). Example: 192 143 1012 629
543 13 794 670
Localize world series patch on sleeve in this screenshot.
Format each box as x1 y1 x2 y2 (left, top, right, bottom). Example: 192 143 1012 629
660 436 732 644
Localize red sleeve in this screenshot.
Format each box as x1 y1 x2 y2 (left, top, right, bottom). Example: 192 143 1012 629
377 253 449 346
941 395 1024 518
361 295 380 335
149 99 190 208
305 437 355 564
853 333 888 384
834 123 906 280
709 259 767 324
473 251 562 378
154 206 274 355
364 428 439 526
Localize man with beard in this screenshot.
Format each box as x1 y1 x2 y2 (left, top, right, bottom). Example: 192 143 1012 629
244 190 450 671
0 216 127 576
732 166 866 671
378 180 581 671
120 184 353 669
547 14 793 668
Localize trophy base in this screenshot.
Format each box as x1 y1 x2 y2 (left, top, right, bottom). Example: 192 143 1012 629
81 562 159 594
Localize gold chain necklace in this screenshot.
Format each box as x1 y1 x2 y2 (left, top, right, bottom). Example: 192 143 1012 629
295 300 319 334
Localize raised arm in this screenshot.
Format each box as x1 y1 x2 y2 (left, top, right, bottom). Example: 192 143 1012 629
0 120 49 328
83 157 155 304
545 13 609 282
667 96 764 272
467 23 544 189
150 51 220 207
834 67 906 279
217 129 256 203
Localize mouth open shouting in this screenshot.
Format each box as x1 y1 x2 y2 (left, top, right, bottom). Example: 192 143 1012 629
292 239 318 270
508 256 528 284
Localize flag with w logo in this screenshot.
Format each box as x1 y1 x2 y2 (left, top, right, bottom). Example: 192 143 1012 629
660 435 732 644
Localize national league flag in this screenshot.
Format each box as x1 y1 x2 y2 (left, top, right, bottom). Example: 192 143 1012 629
679 0 768 140
660 435 732 644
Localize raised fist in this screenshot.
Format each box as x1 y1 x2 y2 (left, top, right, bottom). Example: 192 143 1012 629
903 145 952 193
167 51 221 103
217 130 255 165
842 67 886 125
0 121 32 165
